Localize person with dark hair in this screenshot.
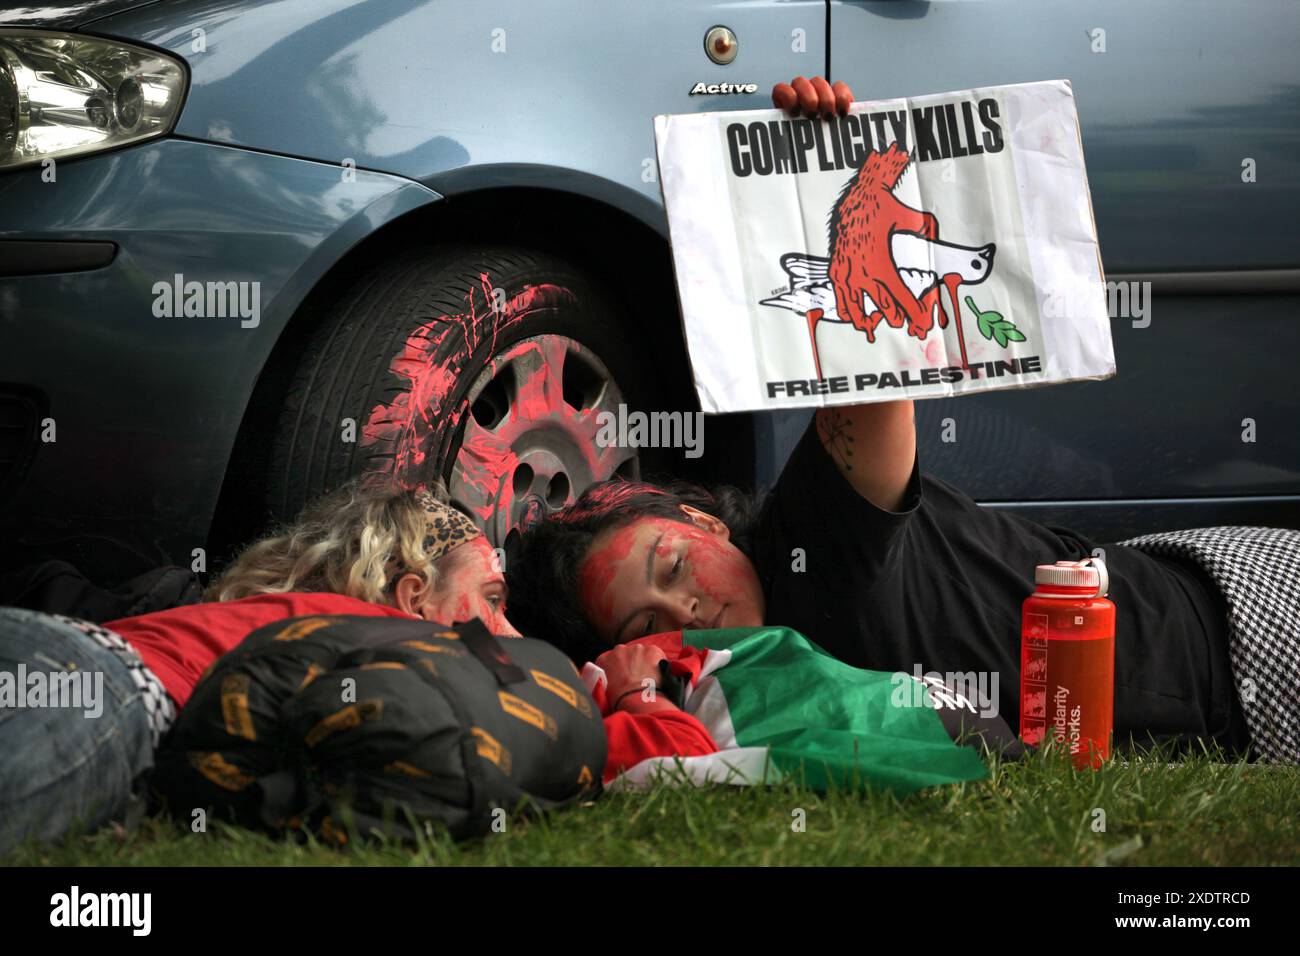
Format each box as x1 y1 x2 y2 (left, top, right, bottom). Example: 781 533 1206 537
509 65 1300 762
507 395 1289 760
507 479 761 664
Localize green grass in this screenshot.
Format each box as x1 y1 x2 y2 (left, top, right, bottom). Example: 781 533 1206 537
6 745 1298 866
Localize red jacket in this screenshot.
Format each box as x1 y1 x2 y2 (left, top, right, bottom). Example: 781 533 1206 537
587 634 720 784
107 592 415 706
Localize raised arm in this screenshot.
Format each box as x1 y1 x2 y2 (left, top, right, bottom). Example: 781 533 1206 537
768 80 916 513
814 400 917 513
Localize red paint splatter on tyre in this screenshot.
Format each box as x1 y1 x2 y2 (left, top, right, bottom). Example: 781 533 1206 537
361 277 575 476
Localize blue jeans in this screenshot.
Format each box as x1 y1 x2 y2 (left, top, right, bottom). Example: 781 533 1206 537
0 608 154 855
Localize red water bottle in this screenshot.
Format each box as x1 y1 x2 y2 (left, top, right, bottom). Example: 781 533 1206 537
1019 558 1115 768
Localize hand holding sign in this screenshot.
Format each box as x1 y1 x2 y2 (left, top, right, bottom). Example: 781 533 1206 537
771 76 854 118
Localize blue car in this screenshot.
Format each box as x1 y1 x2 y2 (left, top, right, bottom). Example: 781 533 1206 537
1 0 1297 583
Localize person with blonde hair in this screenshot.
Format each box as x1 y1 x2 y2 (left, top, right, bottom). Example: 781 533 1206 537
206 479 516 632
2 473 729 853
0 478 516 854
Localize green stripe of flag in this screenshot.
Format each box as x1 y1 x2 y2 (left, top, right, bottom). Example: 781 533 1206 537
684 626 989 794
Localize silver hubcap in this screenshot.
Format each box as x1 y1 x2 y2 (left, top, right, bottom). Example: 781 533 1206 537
448 334 638 545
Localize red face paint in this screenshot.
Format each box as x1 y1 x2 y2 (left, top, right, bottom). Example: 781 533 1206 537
578 521 640 630
418 537 518 636
578 514 765 645
676 525 748 619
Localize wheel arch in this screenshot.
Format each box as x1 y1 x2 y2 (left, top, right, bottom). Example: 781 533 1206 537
207 180 703 567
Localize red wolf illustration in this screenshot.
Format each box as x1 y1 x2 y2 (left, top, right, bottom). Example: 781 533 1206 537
830 143 945 342
762 142 996 379
830 140 1001 347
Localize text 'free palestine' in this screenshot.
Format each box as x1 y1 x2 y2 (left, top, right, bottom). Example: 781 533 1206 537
766 355 1043 398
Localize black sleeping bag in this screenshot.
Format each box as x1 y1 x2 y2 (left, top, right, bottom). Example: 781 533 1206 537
152 615 606 843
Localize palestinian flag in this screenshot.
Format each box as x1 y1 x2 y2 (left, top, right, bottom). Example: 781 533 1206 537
583 626 997 795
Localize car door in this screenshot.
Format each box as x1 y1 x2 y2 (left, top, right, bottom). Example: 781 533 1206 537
825 0 1300 540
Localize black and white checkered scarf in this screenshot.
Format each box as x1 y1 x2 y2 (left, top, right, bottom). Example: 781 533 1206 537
1118 526 1300 763
52 614 176 749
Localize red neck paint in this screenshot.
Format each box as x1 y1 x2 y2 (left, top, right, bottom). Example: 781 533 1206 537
1019 558 1115 769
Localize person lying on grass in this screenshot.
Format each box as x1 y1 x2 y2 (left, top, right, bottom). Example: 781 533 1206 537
1 466 1006 852
506 71 1300 764
508 381 1300 762
200 472 995 801
0 479 737 853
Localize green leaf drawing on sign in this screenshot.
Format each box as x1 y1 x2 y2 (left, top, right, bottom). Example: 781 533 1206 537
965 296 1025 351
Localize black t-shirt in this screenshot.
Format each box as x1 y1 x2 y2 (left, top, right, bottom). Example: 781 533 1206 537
753 421 1251 755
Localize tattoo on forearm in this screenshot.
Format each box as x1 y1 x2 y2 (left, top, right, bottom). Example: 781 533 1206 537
817 408 855 473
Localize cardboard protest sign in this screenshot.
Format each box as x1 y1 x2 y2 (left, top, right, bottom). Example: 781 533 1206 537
654 79 1115 413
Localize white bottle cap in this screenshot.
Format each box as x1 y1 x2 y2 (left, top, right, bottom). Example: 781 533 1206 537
1034 557 1109 597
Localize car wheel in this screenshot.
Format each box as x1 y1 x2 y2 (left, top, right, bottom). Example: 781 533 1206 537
267 245 658 545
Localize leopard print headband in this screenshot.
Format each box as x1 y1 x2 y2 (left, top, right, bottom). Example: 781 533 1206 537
413 489 483 561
